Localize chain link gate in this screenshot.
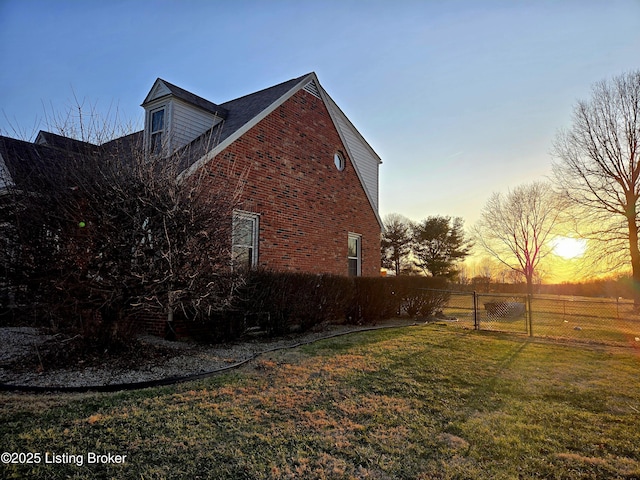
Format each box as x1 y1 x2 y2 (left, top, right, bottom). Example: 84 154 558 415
475 293 530 335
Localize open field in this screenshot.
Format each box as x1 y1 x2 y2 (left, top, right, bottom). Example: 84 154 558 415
1 325 639 479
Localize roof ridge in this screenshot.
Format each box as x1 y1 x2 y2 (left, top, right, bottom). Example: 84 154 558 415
36 130 97 147
220 73 312 106
153 78 228 118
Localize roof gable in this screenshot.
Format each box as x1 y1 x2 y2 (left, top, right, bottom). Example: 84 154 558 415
316 85 382 221
179 72 383 227
179 73 313 176
142 78 228 118
142 80 171 105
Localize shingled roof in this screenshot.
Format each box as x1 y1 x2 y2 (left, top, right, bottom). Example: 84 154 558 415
0 135 83 192
171 73 311 172
214 74 308 145
143 78 229 119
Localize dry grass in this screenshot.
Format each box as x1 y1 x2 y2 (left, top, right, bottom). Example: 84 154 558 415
1 324 639 479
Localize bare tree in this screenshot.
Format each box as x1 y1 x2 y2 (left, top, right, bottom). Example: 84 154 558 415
381 213 413 275
552 70 640 303
474 181 565 295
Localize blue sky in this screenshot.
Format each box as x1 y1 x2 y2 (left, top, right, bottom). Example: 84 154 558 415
1 0 638 226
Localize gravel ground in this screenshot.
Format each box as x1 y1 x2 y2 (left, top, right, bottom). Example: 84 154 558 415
0 320 420 389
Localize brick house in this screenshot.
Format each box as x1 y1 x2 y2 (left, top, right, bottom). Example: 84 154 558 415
1 72 382 278
141 72 383 276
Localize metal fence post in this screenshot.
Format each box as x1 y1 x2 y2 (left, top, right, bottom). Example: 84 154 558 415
527 294 533 337
473 291 479 330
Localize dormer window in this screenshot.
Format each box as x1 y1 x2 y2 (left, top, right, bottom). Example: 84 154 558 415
142 78 228 156
150 107 165 154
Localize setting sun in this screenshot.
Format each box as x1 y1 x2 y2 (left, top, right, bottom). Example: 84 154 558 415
551 236 587 259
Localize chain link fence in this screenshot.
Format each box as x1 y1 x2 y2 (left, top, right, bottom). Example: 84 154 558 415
431 290 640 345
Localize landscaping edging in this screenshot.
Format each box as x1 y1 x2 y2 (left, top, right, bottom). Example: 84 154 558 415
0 322 421 394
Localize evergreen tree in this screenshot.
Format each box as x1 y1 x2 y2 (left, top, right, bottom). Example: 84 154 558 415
412 216 472 279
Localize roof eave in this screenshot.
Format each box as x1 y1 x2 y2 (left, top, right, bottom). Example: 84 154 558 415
176 72 384 229
313 77 383 228
178 73 315 181
142 78 229 118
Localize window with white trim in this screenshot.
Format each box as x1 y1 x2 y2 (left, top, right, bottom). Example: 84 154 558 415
348 233 362 277
232 211 259 268
149 107 165 154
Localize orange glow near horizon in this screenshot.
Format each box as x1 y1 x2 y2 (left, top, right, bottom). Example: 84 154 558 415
465 235 594 284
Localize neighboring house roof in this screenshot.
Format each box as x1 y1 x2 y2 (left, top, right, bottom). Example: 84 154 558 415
35 131 99 155
0 135 81 193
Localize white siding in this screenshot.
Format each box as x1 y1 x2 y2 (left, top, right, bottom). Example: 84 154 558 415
322 90 381 213
170 99 222 151
303 80 321 99
146 82 171 103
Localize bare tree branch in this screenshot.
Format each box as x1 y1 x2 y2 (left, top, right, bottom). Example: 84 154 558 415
474 181 566 294
552 70 640 303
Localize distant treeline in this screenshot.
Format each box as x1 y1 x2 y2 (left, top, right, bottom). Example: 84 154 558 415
455 276 636 299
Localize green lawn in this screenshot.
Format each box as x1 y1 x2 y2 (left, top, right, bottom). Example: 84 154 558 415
1 325 639 479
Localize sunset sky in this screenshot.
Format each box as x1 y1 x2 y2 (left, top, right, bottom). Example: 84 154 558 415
1 0 638 236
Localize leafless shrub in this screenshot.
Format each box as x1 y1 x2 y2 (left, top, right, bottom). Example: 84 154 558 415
1 109 243 341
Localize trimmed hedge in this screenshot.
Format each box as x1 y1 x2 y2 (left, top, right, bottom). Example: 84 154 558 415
215 271 450 339
1 272 450 343
353 275 450 322
237 270 353 335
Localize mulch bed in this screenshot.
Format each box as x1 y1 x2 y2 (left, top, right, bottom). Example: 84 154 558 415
6 334 180 374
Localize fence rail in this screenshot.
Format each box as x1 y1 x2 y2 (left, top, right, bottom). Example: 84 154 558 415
431 290 640 345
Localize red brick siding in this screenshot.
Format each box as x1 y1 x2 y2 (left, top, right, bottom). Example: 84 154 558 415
205 89 381 277
132 309 207 339
132 309 166 337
